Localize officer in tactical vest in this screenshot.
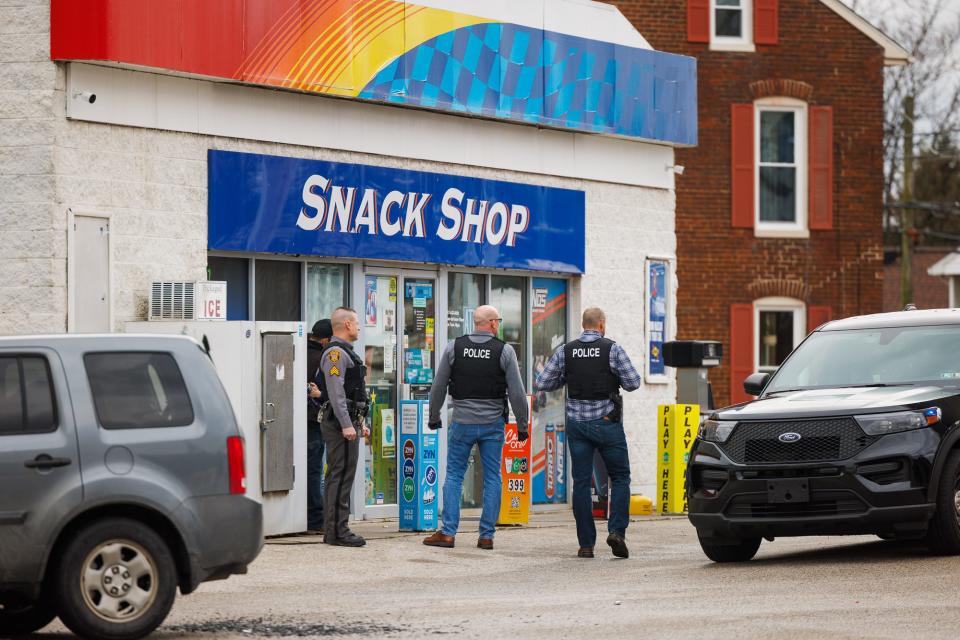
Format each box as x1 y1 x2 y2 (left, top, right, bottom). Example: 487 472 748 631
536 307 642 559
318 307 370 547
423 305 529 550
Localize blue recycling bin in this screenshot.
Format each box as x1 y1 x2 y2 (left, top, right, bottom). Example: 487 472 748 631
399 400 439 532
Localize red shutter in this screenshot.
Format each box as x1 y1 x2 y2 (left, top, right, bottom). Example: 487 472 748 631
730 304 755 404
688 0 710 43
731 104 755 228
807 306 832 332
809 106 834 230
754 0 779 45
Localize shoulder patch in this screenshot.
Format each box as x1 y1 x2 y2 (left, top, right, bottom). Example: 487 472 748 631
329 365 341 377
328 350 340 363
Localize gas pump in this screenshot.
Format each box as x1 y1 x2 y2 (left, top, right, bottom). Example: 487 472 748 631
663 340 723 410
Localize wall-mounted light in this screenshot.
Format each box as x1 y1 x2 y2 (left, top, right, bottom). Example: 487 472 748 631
666 164 685 175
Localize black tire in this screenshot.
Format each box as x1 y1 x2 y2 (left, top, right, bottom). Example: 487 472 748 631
53 518 178 640
927 449 960 555
0 600 56 636
698 535 762 562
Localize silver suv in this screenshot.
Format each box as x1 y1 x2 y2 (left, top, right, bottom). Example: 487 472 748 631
0 335 263 639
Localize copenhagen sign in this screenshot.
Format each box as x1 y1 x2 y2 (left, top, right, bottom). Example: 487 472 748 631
208 150 586 274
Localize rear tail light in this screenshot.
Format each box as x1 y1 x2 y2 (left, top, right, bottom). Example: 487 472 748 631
227 436 246 495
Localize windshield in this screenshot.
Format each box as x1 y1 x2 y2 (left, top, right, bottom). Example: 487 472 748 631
765 324 960 393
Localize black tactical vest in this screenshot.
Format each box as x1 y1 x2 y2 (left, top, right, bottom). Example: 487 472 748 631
449 335 507 400
563 337 621 400
318 340 367 404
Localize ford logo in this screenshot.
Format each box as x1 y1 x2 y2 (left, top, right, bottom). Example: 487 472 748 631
778 432 802 443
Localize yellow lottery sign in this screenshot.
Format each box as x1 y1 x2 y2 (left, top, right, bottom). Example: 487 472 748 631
656 404 700 514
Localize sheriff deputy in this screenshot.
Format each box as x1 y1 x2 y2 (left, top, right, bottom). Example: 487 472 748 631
535 307 641 559
318 307 370 547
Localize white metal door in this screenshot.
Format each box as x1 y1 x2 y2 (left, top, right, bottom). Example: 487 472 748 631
72 215 111 332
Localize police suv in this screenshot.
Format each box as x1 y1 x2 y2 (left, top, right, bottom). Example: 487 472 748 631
688 309 960 562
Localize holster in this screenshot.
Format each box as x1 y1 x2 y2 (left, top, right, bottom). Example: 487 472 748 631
606 394 623 423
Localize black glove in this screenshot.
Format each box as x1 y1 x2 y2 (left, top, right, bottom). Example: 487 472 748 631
517 428 529 443
428 420 443 431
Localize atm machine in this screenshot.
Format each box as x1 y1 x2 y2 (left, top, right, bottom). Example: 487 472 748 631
126 320 308 536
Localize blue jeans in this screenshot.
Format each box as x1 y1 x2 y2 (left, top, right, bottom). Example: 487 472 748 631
441 419 505 539
307 424 325 530
567 418 631 548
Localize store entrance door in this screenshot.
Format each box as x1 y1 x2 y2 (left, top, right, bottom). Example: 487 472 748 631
357 269 437 519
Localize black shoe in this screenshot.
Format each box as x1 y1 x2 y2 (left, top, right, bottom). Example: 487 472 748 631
327 533 366 547
577 547 595 558
606 532 629 559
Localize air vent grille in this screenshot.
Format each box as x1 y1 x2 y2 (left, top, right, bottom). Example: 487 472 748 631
149 281 196 320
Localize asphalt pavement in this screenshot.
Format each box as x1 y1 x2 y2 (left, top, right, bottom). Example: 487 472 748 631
35 512 960 639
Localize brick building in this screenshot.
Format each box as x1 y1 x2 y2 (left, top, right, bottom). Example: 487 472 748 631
612 0 908 406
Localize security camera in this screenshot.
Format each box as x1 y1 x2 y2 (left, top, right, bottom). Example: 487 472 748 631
672 165 685 175
73 91 97 104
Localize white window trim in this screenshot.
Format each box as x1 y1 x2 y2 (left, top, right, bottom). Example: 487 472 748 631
755 97 808 236
710 0 756 52
754 297 806 374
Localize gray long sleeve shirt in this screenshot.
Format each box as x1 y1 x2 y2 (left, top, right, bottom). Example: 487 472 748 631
428 331 529 427
320 337 358 430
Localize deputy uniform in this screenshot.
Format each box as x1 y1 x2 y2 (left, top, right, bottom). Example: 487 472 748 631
425 331 528 548
318 336 368 546
536 329 642 558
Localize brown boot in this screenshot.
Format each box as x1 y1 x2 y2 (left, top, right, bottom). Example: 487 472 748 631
477 538 493 550
423 531 455 548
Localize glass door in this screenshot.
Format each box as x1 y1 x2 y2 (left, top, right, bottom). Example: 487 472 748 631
401 276 437 400
361 273 400 511
357 269 437 518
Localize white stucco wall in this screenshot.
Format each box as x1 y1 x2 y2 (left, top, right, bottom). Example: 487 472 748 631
0 1 677 495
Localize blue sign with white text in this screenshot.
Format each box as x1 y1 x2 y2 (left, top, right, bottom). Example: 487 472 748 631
208 150 586 274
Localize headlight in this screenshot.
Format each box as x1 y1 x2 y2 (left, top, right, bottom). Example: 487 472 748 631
699 419 737 443
855 408 940 436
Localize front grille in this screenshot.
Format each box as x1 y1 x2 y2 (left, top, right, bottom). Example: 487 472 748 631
720 418 878 464
724 491 868 518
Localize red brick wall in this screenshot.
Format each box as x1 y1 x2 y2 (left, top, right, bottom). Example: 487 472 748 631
884 248 952 311
612 0 886 406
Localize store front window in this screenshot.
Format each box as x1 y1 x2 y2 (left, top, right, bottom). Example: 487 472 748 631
208 256 249 321
531 278 568 504
255 259 301 321
306 263 349 325
490 275 527 381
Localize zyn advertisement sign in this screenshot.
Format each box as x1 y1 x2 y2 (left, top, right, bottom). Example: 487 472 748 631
208 150 586 274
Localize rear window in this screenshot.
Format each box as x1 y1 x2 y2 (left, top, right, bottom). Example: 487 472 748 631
84 352 194 429
0 356 58 435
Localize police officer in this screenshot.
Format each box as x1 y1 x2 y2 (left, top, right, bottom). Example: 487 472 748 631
306 318 332 535
318 307 370 547
536 307 641 559
423 305 529 551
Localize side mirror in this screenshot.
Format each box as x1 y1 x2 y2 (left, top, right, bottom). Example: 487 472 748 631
743 372 771 397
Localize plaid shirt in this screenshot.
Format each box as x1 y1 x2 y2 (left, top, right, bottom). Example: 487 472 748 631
536 330 642 423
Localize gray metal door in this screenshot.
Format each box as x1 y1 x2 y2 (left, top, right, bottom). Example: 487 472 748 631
261 333 295 493
73 215 110 332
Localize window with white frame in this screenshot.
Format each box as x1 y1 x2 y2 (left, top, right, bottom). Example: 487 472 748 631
755 297 805 373
756 99 807 232
712 0 753 49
